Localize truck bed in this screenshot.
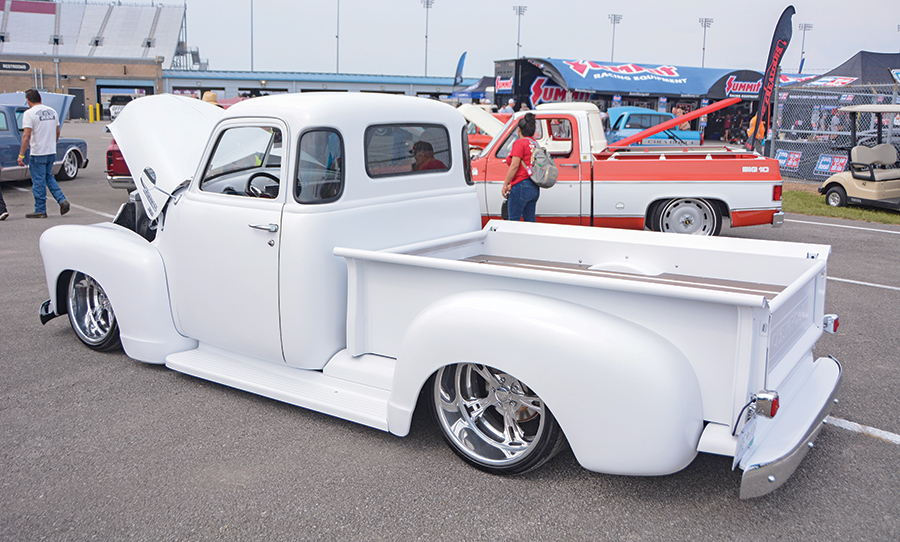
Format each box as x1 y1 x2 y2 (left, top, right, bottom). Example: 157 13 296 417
459 253 785 301
337 220 830 427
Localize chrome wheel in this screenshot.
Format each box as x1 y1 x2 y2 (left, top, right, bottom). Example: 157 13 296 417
56 151 79 180
67 271 121 351
431 363 565 474
656 198 721 236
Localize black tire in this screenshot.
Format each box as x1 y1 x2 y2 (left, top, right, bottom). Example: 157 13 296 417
654 198 721 236
66 271 122 351
825 186 847 208
429 363 566 475
55 150 80 181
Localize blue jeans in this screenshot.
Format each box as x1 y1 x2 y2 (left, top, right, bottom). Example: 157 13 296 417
506 178 539 222
30 154 66 213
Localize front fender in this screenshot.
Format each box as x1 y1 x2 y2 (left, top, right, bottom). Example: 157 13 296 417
40 223 196 363
388 290 703 476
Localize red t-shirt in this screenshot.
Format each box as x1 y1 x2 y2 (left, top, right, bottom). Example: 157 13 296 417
505 137 535 186
418 158 446 171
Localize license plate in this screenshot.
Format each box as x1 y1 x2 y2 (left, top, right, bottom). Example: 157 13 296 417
733 415 757 470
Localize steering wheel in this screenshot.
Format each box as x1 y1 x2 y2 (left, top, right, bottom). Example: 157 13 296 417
246 171 280 198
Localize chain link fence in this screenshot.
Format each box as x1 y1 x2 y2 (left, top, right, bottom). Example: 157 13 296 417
770 83 899 182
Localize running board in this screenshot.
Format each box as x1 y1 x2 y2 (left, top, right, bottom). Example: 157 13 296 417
166 346 391 431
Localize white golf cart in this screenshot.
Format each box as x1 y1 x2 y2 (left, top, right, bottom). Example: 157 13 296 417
818 104 900 211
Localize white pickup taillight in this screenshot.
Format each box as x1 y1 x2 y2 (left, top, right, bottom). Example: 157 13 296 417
753 390 780 418
823 314 839 334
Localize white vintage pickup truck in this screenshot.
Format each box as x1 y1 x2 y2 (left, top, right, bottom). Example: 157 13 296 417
38 93 841 498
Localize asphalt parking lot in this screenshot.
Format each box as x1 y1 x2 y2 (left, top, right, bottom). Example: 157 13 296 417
1 120 898 541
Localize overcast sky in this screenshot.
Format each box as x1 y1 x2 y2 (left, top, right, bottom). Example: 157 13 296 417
175 0 900 78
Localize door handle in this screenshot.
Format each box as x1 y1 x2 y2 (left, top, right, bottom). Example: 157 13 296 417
248 223 278 232
560 163 579 167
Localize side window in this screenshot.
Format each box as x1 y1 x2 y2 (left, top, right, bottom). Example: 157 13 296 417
295 129 344 204
365 124 450 177
200 126 282 198
15 109 25 131
495 130 518 159
0 113 7 131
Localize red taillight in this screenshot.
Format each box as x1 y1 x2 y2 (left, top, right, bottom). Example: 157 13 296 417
773 185 783 201
754 390 779 418
824 314 839 334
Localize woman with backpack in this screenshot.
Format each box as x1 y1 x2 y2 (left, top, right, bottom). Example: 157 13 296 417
501 113 539 222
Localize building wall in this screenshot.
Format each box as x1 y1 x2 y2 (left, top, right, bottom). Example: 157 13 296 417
0 54 163 118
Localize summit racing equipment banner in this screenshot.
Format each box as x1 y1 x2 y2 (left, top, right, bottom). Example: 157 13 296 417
529 58 759 97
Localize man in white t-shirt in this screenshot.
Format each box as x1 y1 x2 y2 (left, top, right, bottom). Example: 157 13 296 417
499 98 515 114
17 89 69 218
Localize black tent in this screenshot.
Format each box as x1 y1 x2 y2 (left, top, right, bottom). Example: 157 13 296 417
808 51 900 85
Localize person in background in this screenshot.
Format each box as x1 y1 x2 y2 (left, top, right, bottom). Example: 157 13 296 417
202 90 224 108
0 165 7 221
748 110 767 153
410 141 446 171
17 89 69 219
499 99 515 114
501 113 539 222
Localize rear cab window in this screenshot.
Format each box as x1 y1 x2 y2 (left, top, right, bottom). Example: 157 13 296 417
364 124 450 177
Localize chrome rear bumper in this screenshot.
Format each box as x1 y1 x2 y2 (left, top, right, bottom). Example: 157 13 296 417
739 356 841 499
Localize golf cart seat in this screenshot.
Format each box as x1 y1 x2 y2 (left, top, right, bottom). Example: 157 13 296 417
849 144 900 181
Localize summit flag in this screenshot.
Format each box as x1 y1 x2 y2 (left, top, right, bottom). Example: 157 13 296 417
746 6 794 152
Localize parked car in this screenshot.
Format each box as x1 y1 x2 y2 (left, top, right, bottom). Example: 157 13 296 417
105 136 132 189
108 95 134 120
607 106 704 146
818 104 900 212
37 93 841 499
0 95 89 183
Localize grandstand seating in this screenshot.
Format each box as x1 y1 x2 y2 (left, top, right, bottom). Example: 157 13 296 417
0 1 187 66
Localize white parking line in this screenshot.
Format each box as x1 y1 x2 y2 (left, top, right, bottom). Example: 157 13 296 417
785 218 900 235
10 185 116 219
826 416 900 446
828 277 900 292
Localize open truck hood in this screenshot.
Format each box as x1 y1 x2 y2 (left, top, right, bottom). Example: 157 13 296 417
0 92 74 125
458 104 504 138
108 94 224 220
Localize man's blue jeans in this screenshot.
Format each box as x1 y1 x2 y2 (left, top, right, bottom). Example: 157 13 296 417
507 178 539 222
30 154 66 213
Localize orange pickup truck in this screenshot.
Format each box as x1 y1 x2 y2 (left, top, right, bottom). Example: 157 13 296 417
462 99 784 236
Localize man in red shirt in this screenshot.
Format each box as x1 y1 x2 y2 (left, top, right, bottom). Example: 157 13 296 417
411 141 446 171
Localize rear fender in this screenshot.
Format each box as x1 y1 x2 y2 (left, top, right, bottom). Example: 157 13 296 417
387 290 704 476
40 223 196 363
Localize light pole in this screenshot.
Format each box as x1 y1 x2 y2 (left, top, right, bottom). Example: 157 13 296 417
699 17 713 68
250 0 254 71
422 0 434 76
513 6 527 58
797 23 813 74
608 14 622 62
335 0 340 73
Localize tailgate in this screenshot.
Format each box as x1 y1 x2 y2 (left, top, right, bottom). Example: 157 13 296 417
735 258 842 498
